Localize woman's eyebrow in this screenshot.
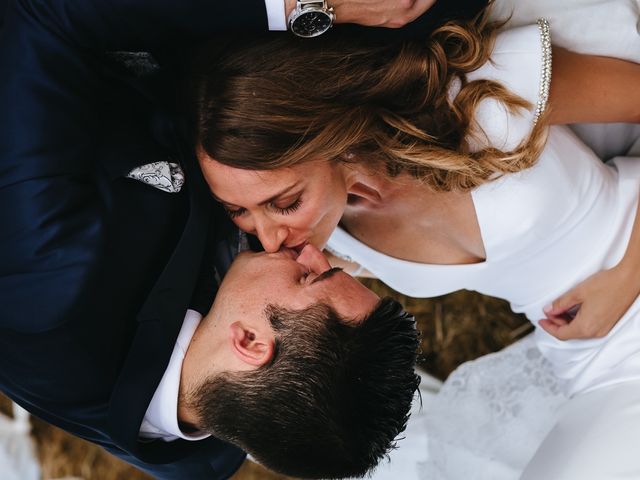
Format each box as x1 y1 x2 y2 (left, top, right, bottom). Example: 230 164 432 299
257 183 300 206
211 182 300 207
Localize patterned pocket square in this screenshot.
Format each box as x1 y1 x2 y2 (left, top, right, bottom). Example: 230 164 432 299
127 161 185 193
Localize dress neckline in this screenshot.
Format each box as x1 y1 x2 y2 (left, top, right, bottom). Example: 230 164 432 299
333 186 492 271
331 225 489 273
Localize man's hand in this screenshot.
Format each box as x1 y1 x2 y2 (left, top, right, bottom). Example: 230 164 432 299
539 265 640 341
285 0 438 28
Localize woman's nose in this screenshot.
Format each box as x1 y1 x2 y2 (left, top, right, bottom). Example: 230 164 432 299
296 244 332 273
254 219 288 253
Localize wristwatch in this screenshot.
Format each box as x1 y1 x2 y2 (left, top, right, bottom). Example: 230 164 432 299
288 0 335 38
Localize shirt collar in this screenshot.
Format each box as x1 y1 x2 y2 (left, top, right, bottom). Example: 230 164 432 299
141 309 210 442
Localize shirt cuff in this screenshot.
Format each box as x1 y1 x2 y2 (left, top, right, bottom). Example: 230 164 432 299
265 0 287 30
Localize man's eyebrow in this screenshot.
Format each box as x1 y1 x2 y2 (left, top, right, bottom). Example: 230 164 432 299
310 267 344 285
212 182 300 207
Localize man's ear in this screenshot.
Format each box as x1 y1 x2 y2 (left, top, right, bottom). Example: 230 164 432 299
229 321 275 367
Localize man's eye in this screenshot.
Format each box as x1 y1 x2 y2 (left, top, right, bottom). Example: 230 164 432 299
272 197 302 215
225 207 247 219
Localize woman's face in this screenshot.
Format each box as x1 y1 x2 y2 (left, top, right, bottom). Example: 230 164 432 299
199 154 349 253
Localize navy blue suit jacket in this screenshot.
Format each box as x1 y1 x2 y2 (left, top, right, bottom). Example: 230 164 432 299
0 1 487 478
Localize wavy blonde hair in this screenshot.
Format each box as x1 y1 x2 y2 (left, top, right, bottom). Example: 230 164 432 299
192 11 548 192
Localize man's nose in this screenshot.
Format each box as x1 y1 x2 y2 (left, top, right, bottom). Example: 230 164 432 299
296 244 331 273
254 218 288 253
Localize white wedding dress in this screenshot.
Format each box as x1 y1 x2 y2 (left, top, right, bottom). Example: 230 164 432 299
420 335 566 480
334 4 640 479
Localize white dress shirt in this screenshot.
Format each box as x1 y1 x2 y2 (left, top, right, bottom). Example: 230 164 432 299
265 0 287 30
139 310 209 442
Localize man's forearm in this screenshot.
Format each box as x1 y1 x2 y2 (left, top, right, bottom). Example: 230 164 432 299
284 0 296 18
282 0 438 28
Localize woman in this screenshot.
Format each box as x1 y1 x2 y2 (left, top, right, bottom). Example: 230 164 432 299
192 12 640 341
189 8 640 479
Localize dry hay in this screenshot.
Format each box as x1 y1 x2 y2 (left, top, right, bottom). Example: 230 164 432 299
358 280 532 380
0 281 530 480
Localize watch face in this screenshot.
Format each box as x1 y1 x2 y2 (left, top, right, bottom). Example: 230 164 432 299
291 10 332 38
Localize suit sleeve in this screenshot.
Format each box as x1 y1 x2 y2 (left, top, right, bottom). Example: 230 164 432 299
0 0 268 331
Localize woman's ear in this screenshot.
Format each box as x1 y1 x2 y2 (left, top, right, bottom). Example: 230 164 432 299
347 181 383 206
229 321 275 367
340 153 383 206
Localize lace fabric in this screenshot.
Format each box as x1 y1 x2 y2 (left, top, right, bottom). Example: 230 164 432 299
420 335 567 480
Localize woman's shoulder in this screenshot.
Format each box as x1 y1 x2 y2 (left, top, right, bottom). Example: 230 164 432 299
466 20 551 151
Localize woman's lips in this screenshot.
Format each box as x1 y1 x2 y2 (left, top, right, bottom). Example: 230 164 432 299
289 242 308 254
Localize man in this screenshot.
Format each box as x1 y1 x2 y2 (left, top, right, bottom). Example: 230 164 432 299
0 0 487 478
141 243 421 479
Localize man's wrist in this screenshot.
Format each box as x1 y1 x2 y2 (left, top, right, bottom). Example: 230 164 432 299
284 0 296 20
285 0 345 25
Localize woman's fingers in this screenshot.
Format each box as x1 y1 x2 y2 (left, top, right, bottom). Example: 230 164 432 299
544 288 582 318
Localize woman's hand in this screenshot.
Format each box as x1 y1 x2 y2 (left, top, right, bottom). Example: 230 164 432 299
539 264 640 340
542 192 640 340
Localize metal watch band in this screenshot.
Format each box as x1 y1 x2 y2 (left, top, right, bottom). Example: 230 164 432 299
289 0 334 38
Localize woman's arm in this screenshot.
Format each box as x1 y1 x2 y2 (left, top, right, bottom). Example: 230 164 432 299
537 48 640 340
548 47 640 125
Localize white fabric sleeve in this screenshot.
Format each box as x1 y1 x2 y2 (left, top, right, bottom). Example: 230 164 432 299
489 0 640 64
464 20 551 152
265 0 287 30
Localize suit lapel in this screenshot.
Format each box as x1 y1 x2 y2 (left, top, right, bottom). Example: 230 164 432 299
107 137 213 461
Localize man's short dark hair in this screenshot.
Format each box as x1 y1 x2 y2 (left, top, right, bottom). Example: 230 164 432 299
192 297 420 479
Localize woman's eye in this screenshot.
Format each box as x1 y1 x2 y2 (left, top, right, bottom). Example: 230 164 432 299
225 207 247 219
272 197 302 215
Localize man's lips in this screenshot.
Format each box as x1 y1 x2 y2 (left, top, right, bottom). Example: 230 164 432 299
278 247 299 260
